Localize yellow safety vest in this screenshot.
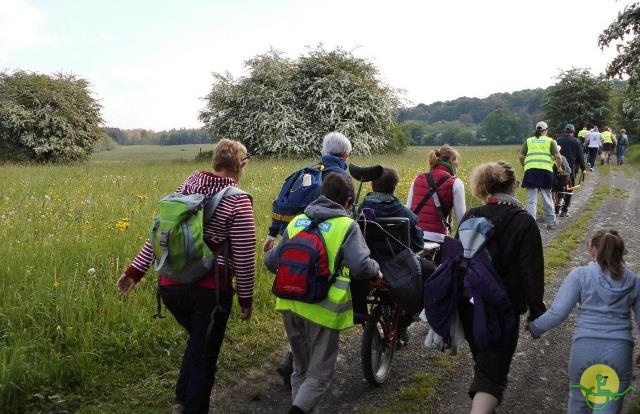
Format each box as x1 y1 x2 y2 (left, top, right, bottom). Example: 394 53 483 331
275 214 355 330
524 136 554 172
601 131 613 144
577 130 587 139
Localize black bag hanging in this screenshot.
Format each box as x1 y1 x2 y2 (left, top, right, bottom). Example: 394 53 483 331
381 248 423 314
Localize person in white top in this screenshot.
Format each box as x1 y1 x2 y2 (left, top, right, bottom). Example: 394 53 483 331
585 126 602 170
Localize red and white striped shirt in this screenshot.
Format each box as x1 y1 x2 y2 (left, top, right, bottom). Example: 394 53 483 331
125 171 256 308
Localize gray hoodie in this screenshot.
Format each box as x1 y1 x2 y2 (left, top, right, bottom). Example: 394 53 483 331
265 195 380 280
530 262 640 343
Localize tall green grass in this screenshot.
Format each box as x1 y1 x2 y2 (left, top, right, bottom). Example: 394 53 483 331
0 146 522 412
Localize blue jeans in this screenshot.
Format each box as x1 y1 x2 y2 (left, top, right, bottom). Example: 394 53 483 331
525 187 555 225
160 285 233 414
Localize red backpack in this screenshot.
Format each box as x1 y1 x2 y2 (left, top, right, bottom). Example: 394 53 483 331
273 219 335 302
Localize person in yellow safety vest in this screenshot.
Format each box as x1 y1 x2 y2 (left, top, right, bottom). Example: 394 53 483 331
600 125 615 165
265 173 382 414
518 121 564 230
577 126 588 144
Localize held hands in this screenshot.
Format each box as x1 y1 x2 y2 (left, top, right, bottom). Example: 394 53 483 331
524 320 541 339
116 273 136 295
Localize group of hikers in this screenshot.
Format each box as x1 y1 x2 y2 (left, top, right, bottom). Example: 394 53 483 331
577 124 630 168
115 127 637 414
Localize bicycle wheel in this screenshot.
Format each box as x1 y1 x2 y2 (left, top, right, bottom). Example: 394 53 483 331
361 303 397 385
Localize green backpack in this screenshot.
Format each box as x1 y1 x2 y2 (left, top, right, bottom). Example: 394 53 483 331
150 186 248 283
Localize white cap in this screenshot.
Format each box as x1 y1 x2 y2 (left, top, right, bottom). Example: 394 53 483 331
536 121 549 130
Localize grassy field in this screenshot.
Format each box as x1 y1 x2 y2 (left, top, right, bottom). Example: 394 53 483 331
1 144 527 413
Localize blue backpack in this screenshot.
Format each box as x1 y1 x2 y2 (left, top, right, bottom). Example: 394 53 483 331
271 164 341 233
423 212 521 350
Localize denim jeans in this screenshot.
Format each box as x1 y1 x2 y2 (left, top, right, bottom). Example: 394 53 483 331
160 285 233 414
526 187 555 225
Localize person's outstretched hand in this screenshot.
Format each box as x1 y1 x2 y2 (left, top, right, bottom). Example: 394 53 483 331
116 273 136 295
263 238 276 253
240 306 252 321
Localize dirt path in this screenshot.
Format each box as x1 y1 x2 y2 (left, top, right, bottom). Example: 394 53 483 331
211 165 640 414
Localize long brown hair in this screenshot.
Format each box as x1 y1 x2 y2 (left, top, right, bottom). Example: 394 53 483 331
590 230 627 280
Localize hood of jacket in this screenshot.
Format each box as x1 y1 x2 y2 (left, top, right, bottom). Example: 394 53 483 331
590 261 636 303
321 153 348 172
304 195 350 221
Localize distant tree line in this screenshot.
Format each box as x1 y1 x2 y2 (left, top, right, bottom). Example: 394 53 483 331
399 74 638 146
399 89 544 146
103 127 211 145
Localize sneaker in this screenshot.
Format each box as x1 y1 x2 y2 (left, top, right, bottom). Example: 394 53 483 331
559 211 568 218
171 404 184 414
546 223 555 230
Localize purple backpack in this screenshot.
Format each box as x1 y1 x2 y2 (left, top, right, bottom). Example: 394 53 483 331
423 214 519 350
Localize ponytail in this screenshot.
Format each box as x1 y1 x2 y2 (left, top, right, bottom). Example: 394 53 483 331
427 145 460 169
590 230 627 280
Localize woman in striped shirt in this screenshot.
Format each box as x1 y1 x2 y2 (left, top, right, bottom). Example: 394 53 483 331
117 139 256 414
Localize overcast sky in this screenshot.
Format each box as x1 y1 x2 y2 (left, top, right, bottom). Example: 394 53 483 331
0 0 633 130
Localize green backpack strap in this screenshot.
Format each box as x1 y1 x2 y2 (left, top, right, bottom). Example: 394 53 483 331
203 186 251 222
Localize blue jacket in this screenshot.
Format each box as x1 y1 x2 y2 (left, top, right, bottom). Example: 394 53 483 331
268 153 349 237
360 192 424 252
529 262 640 343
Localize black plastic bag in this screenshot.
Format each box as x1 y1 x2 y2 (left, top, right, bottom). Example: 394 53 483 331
381 248 423 314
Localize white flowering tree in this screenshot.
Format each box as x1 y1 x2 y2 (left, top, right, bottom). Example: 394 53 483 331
0 71 103 163
199 47 408 156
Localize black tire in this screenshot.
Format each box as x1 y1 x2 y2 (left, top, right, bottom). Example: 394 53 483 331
361 304 396 385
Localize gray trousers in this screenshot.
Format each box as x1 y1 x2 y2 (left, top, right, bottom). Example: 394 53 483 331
282 311 340 413
568 337 633 414
526 187 555 225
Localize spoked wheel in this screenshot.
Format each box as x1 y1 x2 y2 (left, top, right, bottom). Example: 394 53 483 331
361 303 397 385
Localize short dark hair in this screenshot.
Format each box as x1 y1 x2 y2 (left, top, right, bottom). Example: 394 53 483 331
321 173 354 206
372 167 399 194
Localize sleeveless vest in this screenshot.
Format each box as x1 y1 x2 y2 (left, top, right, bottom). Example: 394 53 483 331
601 131 613 144
410 164 455 235
275 214 354 330
524 136 554 172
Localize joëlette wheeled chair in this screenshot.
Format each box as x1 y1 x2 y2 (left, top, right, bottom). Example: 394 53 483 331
349 163 418 386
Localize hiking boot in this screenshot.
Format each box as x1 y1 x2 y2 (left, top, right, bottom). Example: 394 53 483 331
277 352 293 389
546 223 556 230
559 211 568 218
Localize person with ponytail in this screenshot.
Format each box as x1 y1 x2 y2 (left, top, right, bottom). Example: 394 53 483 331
528 230 640 413
407 145 466 244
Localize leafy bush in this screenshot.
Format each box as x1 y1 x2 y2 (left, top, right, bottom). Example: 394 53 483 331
0 71 103 163
199 47 407 156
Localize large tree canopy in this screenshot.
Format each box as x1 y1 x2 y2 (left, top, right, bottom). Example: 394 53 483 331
199 47 407 156
543 68 611 133
0 71 103 163
599 2 640 117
